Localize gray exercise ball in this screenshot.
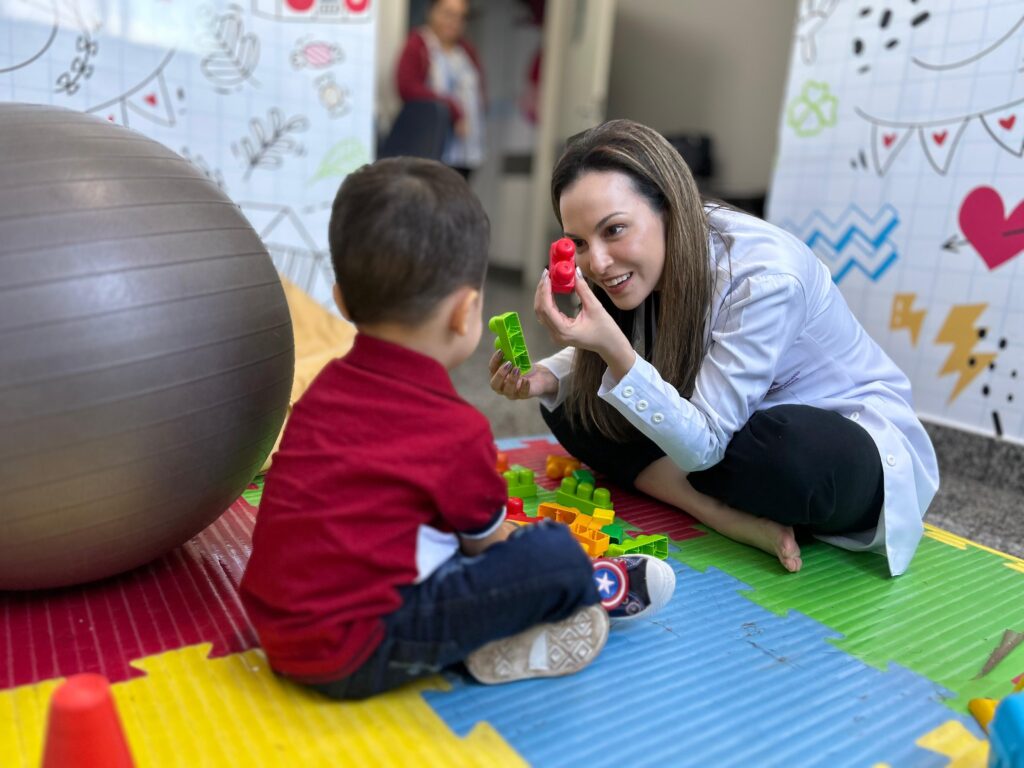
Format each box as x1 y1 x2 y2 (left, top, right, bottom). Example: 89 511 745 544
0 103 294 590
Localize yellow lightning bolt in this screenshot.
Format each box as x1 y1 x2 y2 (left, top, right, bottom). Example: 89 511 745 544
891 293 926 345
935 304 996 403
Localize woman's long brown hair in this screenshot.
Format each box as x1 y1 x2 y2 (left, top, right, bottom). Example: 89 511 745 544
550 119 715 440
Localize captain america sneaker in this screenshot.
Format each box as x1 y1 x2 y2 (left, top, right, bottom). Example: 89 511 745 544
592 555 676 621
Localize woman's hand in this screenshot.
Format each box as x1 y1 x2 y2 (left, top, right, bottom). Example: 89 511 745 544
488 352 558 401
534 269 636 380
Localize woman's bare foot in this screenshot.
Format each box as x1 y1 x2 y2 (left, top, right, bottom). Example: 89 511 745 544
693 497 803 572
753 518 802 573
635 457 803 573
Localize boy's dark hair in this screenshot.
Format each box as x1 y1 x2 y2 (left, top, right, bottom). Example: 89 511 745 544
328 157 489 325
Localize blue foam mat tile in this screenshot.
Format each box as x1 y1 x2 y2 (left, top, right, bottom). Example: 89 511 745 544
424 561 981 767
495 434 558 451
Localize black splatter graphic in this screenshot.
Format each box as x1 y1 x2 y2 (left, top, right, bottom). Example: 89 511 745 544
851 4 932 74
979 337 1015 438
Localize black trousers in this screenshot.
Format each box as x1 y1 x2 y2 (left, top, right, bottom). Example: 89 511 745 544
541 403 883 536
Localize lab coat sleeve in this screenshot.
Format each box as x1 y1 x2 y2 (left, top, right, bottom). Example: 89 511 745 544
534 346 576 411
598 273 808 471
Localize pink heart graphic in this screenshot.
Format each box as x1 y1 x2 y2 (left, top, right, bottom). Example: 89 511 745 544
933 130 948 145
144 93 158 107
959 186 1024 270
999 115 1016 130
883 133 897 148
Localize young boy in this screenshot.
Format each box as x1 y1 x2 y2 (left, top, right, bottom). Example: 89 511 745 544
239 158 676 700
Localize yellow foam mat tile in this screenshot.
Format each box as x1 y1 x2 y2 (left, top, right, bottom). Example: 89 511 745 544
2 644 526 768
915 720 990 767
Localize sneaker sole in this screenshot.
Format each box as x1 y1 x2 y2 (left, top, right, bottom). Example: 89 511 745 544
465 604 609 684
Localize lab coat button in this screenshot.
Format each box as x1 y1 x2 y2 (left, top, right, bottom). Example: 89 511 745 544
886 454 896 466
652 413 664 424
850 411 860 421
622 386 635 397
637 399 648 411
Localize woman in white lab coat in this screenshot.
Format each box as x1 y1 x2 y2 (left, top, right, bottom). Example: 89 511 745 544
490 119 939 576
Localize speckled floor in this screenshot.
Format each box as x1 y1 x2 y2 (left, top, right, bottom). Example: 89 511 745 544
456 270 1024 560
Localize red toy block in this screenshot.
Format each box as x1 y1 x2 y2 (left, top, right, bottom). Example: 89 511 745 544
505 496 535 524
549 237 576 294
42 673 134 768
496 452 509 473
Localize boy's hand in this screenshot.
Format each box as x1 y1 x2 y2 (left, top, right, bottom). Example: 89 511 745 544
488 351 558 400
460 519 520 556
534 270 635 380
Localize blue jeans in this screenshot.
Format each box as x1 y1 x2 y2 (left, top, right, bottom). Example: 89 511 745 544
308 521 599 700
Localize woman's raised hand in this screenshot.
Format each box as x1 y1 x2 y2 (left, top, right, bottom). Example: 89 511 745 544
533 269 634 377
488 350 558 401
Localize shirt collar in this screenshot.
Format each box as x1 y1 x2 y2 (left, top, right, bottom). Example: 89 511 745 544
344 333 458 398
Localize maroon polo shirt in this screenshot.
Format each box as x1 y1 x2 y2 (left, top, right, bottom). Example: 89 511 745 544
240 334 507 682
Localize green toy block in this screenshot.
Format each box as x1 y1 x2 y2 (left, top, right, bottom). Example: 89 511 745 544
600 522 625 544
503 464 538 499
606 538 640 557
571 468 595 486
555 476 613 517
489 312 532 374
607 534 669 559
633 534 669 559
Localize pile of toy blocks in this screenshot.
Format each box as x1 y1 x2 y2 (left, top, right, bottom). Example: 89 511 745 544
496 452 669 561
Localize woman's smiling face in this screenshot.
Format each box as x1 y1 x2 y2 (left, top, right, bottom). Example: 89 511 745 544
558 170 667 312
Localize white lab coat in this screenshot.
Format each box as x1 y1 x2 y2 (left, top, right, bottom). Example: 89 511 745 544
537 206 939 576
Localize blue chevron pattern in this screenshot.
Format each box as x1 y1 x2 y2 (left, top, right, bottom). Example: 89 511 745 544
780 204 901 284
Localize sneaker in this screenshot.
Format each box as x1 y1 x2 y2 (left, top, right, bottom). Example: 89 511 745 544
592 555 676 622
465 604 609 684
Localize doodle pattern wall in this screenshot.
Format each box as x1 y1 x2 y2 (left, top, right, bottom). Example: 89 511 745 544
769 0 1024 443
1 0 375 309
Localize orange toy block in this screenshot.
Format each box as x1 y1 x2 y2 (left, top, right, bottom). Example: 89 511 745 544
572 514 605 532
537 502 578 526
496 452 509 473
545 455 582 481
569 522 611 557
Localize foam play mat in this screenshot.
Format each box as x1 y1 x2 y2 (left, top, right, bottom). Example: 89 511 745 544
3 434 1022 767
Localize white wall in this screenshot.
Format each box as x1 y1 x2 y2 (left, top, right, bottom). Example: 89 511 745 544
607 0 798 196
374 0 409 142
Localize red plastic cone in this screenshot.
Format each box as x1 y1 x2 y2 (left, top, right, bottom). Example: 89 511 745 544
41 673 134 768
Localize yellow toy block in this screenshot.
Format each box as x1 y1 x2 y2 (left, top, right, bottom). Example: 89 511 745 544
592 508 615 526
969 698 998 733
